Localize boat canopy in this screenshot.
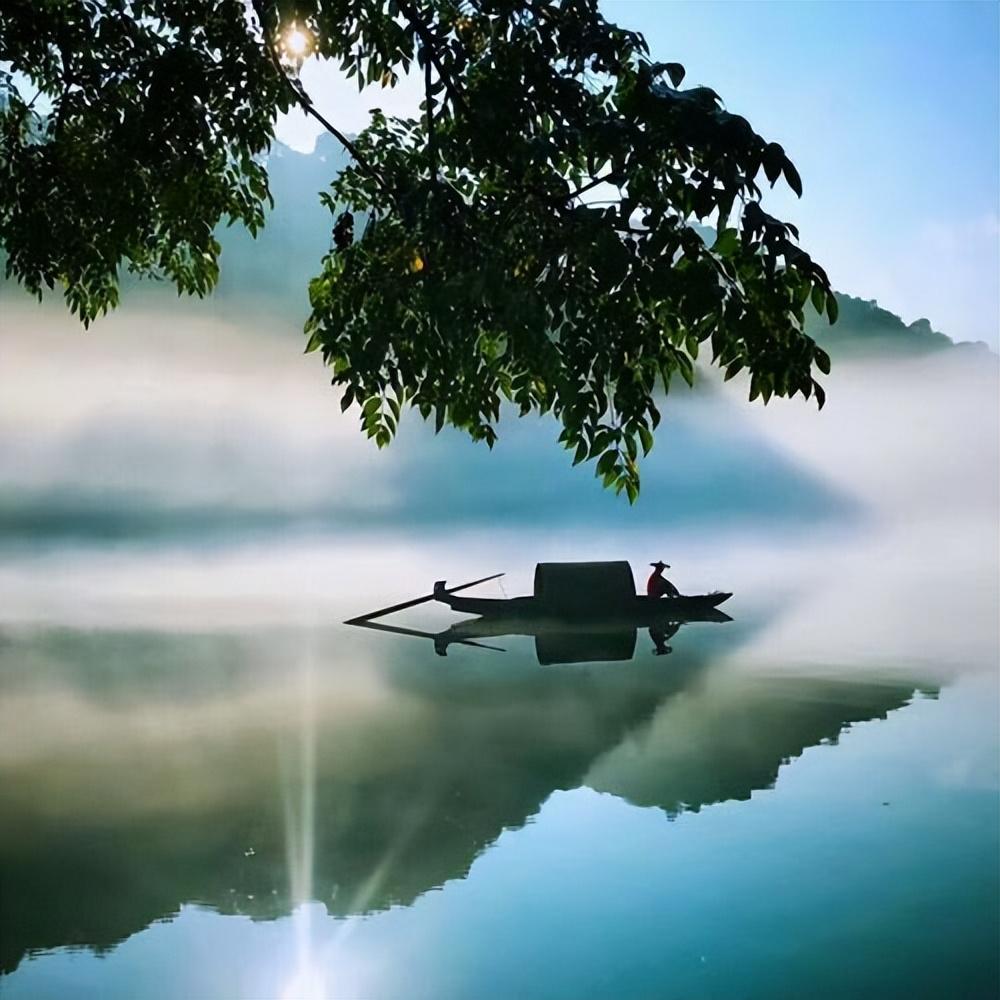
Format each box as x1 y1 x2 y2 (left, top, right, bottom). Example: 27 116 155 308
533 561 636 613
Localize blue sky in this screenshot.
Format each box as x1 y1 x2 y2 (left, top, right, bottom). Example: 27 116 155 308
276 0 999 348
604 0 1000 348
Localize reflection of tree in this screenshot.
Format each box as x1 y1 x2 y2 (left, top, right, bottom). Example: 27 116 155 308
0 625 925 974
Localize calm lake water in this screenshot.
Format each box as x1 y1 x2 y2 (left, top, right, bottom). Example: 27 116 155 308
0 521 997 1000
1 307 997 998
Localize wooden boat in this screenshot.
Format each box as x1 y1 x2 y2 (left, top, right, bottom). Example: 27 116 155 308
346 561 732 663
433 561 732 625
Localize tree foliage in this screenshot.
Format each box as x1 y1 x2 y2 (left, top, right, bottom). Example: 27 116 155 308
0 0 836 499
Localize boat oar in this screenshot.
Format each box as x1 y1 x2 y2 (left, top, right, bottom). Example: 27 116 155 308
347 618 506 652
343 572 505 625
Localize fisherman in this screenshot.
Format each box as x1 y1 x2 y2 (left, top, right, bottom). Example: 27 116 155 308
647 560 680 599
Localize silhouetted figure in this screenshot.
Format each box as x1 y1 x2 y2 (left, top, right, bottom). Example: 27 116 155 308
647 561 680 599
649 622 680 655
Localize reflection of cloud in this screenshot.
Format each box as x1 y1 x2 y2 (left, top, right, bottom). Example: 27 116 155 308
0 639 396 804
726 521 998 683
933 753 1000 793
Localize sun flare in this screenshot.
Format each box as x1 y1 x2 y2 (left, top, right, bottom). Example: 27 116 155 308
283 25 312 58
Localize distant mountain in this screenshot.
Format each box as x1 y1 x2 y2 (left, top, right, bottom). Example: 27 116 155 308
689 224 987 358
3 134 984 360
228 162 984 358
806 292 990 357
209 136 350 314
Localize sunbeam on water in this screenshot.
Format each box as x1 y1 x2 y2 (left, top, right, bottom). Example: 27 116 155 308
282 652 317 908
281 909 326 1000
281 652 321 999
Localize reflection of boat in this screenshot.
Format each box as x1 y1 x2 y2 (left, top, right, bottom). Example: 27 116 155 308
346 561 732 664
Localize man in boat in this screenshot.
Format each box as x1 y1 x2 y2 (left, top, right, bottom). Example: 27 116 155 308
647 561 680 599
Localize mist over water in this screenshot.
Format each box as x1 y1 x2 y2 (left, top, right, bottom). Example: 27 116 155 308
1 297 995 647
0 287 997 997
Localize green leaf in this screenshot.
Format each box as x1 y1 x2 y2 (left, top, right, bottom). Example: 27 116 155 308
712 228 740 258
782 157 803 197
762 143 785 186
596 450 617 478
637 424 654 456
724 360 744 381
677 354 695 388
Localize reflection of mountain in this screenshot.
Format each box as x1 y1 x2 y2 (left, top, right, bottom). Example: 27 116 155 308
0 622 928 975
587 671 932 815
0 623 712 973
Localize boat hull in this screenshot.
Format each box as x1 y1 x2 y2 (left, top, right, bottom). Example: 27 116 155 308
438 592 732 624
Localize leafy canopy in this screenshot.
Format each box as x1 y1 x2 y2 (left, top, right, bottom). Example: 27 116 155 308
0 0 836 500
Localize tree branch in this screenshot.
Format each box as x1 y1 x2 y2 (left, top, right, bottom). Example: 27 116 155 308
295 86 395 199
424 45 437 180
396 0 469 116
250 1 394 201
566 172 621 201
